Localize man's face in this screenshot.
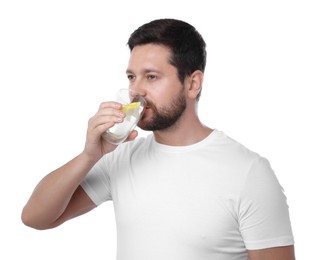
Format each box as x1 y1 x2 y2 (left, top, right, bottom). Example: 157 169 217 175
126 44 186 131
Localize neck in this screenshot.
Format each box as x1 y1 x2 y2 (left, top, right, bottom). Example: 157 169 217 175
153 110 213 146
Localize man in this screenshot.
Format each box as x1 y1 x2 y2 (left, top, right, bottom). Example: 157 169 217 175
22 19 295 259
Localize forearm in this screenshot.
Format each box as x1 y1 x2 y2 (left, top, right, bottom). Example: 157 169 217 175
21 152 99 229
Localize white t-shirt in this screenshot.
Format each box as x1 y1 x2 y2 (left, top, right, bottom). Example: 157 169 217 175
81 130 294 260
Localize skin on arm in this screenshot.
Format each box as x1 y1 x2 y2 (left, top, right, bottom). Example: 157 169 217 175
248 245 295 260
47 185 97 229
21 153 98 230
21 101 137 230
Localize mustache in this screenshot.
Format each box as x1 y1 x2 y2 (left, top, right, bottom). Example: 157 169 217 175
144 98 157 111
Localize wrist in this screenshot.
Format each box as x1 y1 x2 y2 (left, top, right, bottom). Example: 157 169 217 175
79 150 102 166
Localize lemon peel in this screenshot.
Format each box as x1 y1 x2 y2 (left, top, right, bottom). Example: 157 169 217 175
121 102 141 113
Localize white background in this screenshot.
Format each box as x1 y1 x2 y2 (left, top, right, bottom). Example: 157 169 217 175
1 0 320 259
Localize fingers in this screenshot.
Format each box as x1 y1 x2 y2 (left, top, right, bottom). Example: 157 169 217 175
99 101 122 110
88 101 125 137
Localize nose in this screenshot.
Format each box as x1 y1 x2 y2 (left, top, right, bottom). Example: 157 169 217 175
129 81 146 97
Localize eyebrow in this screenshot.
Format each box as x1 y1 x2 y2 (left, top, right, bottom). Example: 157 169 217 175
126 68 163 75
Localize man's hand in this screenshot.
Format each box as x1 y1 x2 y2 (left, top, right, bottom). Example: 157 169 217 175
83 101 138 162
83 101 124 161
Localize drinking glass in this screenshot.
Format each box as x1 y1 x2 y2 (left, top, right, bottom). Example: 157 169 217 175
103 88 145 145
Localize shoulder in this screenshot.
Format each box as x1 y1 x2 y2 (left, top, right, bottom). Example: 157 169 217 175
213 130 263 168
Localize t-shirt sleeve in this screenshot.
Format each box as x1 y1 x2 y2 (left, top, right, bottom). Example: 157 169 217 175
238 157 295 250
80 155 113 206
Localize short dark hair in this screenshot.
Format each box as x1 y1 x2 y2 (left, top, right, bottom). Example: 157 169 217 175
127 19 206 100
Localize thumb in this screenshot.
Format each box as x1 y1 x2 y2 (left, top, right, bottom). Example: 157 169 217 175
125 130 138 142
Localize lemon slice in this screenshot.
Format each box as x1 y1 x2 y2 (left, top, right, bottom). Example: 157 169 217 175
121 102 141 113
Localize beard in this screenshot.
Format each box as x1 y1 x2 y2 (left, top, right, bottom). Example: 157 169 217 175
138 89 187 131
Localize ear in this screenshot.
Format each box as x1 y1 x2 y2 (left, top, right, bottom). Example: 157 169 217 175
186 70 203 99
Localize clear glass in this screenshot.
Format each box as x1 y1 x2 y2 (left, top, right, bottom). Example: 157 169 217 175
102 88 145 145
